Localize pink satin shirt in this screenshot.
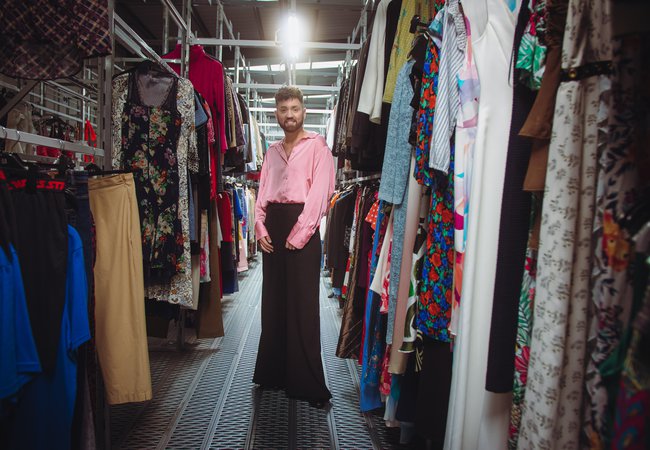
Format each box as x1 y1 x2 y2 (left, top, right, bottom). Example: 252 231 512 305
255 131 335 249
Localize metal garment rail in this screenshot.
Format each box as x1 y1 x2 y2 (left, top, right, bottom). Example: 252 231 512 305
1 126 104 157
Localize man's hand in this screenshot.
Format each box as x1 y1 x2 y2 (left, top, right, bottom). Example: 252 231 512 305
258 236 274 253
285 241 297 250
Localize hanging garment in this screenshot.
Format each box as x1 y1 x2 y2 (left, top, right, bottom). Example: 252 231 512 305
196 199 225 339
7 170 68 375
451 14 480 335
0 0 111 80
417 150 454 343
359 201 391 412
163 45 228 153
429 0 466 173
485 1 537 393
357 0 391 124
517 0 568 192
582 33 648 448
121 72 184 284
517 0 613 447
378 59 416 345
112 69 198 307
0 243 40 401
6 226 90 450
384 0 439 103
414 14 443 188
507 196 540 449
337 189 375 359
388 156 424 374
444 0 520 448
89 174 152 405
326 190 356 290
611 260 650 450
514 0 547 90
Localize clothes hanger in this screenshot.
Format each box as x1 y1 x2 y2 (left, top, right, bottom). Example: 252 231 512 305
85 162 142 177
0 128 30 171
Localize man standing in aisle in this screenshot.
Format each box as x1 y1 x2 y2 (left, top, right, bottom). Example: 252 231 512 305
253 86 334 408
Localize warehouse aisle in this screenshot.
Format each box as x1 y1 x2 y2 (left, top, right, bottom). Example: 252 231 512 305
108 257 411 450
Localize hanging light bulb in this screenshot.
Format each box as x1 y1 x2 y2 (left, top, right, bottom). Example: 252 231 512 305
280 12 303 61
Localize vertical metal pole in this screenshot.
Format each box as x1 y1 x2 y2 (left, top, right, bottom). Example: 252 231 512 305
245 66 251 101
217 2 224 60
180 0 192 78
235 37 241 93
81 64 87 152
94 8 115 448
39 82 45 117
98 0 114 168
162 5 170 54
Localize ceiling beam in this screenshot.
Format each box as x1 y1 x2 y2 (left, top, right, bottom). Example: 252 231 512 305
116 2 157 40
192 38 361 50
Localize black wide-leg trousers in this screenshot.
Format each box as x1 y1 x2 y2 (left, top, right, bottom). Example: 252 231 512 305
253 203 331 402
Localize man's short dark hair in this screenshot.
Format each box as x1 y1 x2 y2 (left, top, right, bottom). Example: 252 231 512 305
275 85 304 106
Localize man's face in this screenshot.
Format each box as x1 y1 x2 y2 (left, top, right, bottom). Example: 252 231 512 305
275 97 306 133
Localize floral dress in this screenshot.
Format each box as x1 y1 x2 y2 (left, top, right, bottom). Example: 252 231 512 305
414 14 443 187
417 151 454 342
113 71 197 307
121 74 184 284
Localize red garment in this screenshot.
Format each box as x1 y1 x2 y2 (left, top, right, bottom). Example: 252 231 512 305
254 132 335 249
83 120 96 163
216 193 233 243
162 45 228 153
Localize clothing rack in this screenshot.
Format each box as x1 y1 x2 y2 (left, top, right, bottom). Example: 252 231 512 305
1 126 104 157
339 173 381 186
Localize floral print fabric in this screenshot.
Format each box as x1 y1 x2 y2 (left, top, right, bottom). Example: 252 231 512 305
583 34 648 449
515 0 547 90
414 12 444 187
417 151 454 342
121 76 184 283
517 0 612 447
113 73 197 307
508 244 538 449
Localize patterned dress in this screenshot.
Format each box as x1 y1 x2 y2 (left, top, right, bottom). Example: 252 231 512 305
451 15 480 335
508 196 540 449
517 0 613 446
515 0 547 89
113 71 197 307
583 33 649 448
417 150 454 342
414 9 444 187
121 74 184 283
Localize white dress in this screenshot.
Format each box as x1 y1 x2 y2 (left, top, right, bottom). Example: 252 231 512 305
443 0 519 448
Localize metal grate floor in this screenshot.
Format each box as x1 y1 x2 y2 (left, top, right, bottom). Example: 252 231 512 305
109 257 414 450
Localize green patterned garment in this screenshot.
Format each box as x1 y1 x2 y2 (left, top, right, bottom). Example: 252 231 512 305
515 0 547 90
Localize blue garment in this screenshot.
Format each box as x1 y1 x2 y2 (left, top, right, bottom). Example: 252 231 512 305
360 201 387 412
379 60 416 206
0 245 41 401
236 187 248 237
378 60 416 344
8 226 90 450
232 188 243 221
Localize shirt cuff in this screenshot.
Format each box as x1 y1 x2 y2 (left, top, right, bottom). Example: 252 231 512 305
255 221 269 240
286 225 314 250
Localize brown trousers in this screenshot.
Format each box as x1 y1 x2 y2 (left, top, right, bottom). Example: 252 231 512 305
253 203 331 402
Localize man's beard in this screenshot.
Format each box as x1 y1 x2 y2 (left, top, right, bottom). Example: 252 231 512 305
279 117 303 132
